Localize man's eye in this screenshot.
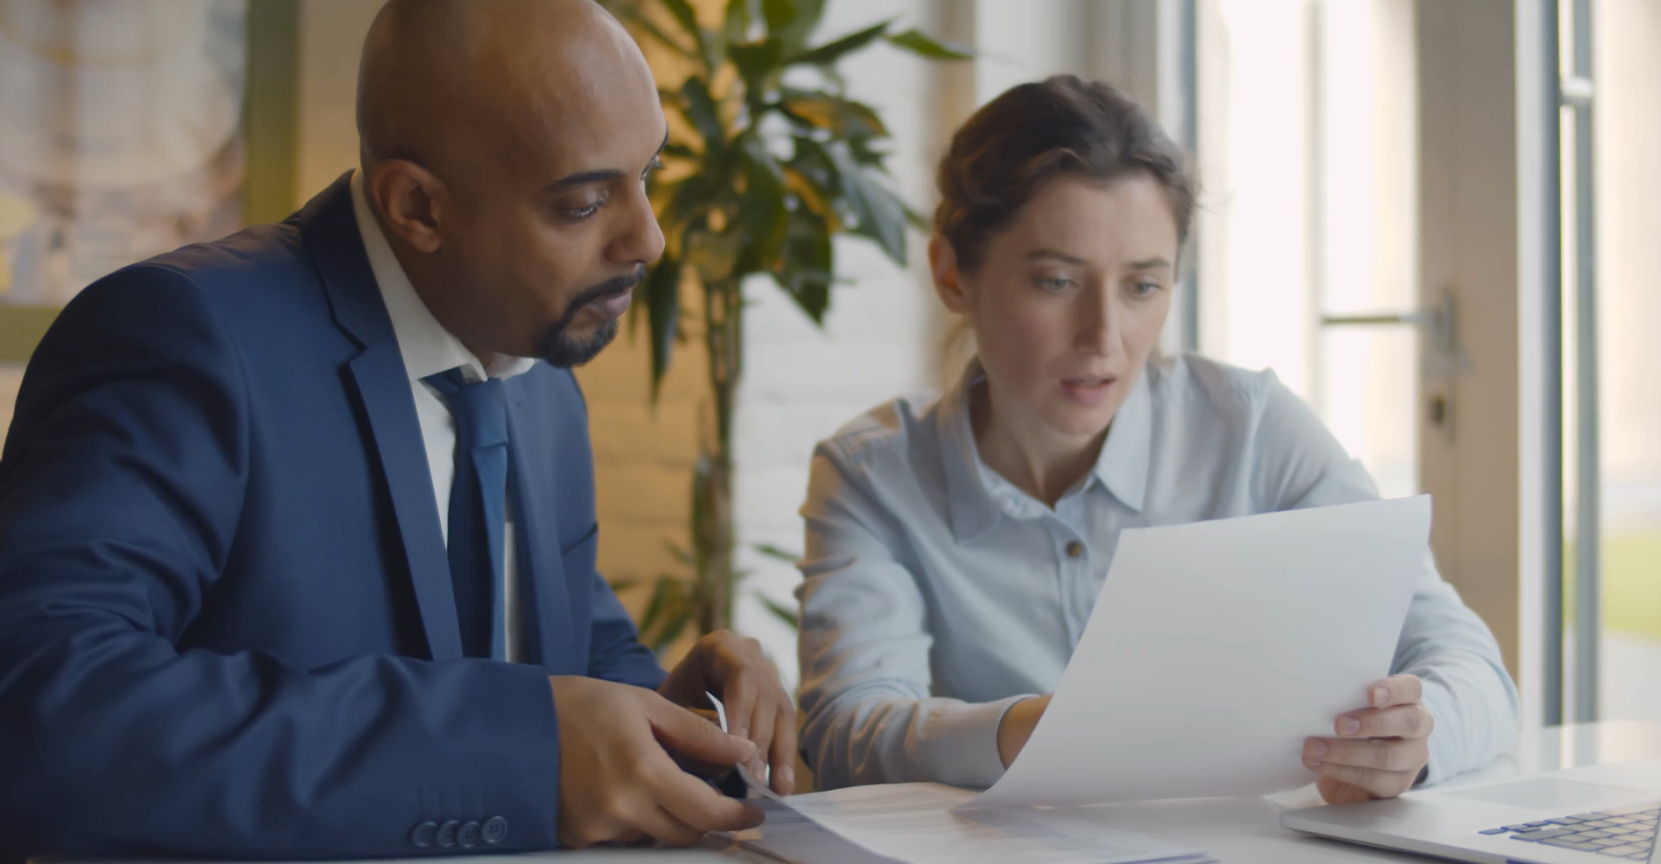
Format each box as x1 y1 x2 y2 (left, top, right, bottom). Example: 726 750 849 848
560 197 606 220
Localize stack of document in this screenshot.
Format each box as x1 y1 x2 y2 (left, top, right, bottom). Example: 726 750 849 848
729 497 1428 864
728 783 1210 864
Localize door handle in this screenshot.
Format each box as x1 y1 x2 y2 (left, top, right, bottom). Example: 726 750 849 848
1318 289 1469 438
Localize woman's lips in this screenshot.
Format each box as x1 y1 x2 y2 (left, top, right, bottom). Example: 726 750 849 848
1060 375 1118 405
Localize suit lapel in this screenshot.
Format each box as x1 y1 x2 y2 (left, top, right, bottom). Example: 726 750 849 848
299 172 463 662
504 380 577 671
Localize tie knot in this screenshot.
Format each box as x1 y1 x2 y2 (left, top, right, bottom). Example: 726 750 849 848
424 368 508 450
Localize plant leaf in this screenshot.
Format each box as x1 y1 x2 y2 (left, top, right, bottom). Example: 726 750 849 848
690 456 714 580
758 595 800 630
754 543 801 563
638 577 678 636
723 0 754 45
823 142 909 266
608 578 641 594
884 28 973 60
659 174 717 245
778 209 833 323
652 609 694 654
659 0 703 43
679 77 726 157
638 576 699 654
664 540 694 566
777 88 887 138
788 134 842 196
788 19 892 67
685 227 744 286
642 254 683 403
764 0 824 50
782 165 833 223
737 134 789 270
729 38 787 95
847 135 891 167
760 0 794 33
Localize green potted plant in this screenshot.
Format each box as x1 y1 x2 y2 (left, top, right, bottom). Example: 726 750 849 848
601 0 968 652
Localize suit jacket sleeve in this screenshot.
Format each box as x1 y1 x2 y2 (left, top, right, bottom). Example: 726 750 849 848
560 377 666 691
0 266 565 859
583 566 668 689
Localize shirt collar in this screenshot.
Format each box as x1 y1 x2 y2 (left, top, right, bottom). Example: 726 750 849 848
349 169 538 385
936 358 1002 543
1092 368 1151 513
936 356 1152 542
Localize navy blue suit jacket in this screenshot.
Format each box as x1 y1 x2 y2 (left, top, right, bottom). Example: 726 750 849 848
0 175 666 859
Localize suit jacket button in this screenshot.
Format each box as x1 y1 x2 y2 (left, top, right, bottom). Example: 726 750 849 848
436 820 460 848
409 821 438 848
457 820 482 848
482 815 509 844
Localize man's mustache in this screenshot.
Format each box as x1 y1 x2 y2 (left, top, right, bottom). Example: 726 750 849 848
562 267 647 317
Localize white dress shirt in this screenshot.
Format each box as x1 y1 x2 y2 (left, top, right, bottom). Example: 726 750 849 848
349 169 538 662
797 354 1521 790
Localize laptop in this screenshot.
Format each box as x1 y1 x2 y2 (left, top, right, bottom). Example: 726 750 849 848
1282 760 1661 863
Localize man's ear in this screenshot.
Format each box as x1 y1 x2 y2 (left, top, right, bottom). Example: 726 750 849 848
929 234 971 314
366 160 447 254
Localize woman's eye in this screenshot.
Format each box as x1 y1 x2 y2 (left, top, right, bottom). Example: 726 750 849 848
1128 280 1163 298
1035 276 1074 293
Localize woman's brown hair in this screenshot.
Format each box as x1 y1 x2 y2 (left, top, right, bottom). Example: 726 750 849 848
934 75 1196 273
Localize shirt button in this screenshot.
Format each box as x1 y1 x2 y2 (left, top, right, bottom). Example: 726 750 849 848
436 820 460 848
458 820 482 848
1065 541 1085 559
482 815 510 844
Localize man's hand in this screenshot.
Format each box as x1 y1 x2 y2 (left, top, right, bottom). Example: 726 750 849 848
1305 674 1434 804
657 630 797 795
549 675 764 848
996 694 1053 767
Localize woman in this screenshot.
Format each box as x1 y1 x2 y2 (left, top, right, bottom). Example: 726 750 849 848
794 76 1518 804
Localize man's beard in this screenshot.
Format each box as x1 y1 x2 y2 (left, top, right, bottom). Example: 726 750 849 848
535 267 644 368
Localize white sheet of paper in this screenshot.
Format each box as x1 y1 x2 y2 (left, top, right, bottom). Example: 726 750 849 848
963 496 1431 809
705 691 783 801
728 783 1210 864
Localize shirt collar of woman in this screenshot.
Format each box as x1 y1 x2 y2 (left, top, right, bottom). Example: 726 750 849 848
934 355 1155 543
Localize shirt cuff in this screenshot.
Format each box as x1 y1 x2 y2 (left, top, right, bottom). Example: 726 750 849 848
1418 677 1458 786
918 694 1038 790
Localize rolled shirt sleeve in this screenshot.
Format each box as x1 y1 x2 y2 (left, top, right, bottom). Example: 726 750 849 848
797 443 1035 790
1253 373 1520 782
795 358 1519 792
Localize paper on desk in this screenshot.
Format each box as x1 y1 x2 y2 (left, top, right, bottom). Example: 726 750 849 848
726 783 1210 864
964 496 1430 809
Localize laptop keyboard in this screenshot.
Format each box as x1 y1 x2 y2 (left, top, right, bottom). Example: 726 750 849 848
1479 802 1658 859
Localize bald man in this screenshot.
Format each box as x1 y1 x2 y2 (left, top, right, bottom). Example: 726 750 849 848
0 1 794 858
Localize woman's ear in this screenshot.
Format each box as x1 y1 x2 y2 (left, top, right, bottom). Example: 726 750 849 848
929 234 971 315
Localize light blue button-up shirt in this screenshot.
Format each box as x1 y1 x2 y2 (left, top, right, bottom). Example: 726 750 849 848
795 353 1519 791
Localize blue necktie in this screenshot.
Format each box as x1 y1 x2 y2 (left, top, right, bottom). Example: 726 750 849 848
424 368 509 661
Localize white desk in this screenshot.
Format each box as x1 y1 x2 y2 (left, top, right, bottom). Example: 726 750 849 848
65 722 1661 864
551 721 1661 864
